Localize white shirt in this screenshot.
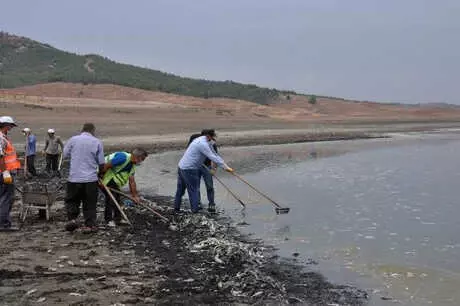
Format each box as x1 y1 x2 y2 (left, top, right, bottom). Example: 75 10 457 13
178 136 226 170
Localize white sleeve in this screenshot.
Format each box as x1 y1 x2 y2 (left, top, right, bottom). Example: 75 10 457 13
63 138 72 158
199 141 226 168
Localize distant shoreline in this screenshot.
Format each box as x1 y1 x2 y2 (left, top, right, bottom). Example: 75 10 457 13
101 122 460 153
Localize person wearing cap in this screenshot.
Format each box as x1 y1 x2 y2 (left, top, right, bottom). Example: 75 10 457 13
101 148 148 227
43 128 64 177
63 123 105 233
0 116 21 230
175 129 233 213
22 128 37 177
187 129 219 213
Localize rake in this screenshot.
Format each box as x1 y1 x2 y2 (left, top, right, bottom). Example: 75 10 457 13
202 165 246 209
107 187 178 231
98 180 133 226
231 172 290 214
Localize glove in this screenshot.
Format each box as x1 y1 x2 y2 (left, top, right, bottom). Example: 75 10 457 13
123 199 135 207
224 166 234 173
133 195 141 204
2 171 12 184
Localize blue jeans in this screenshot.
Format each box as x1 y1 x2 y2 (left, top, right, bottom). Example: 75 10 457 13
0 179 15 229
199 165 215 206
174 168 201 213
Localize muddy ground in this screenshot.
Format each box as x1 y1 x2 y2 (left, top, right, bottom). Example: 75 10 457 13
0 156 368 305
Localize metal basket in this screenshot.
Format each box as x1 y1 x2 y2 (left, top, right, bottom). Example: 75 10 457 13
21 183 57 221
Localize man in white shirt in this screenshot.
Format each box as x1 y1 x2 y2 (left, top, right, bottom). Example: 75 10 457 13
175 129 233 213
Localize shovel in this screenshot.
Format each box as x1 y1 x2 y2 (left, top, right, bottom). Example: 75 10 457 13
58 153 63 170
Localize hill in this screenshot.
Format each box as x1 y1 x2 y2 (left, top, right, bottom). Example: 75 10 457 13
0 32 295 104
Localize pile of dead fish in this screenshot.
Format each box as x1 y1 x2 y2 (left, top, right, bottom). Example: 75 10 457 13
114 195 368 305
167 213 289 302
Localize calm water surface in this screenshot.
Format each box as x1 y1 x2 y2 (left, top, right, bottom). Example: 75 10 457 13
136 133 460 305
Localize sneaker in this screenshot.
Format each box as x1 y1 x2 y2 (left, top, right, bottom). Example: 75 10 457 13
115 220 129 226
107 221 116 228
81 226 98 234
65 220 79 232
207 205 216 213
0 226 19 232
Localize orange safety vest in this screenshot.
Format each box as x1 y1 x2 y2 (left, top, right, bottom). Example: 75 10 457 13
0 134 20 171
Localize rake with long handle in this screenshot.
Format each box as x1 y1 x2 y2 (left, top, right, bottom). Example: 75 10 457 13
98 180 133 226
107 187 172 225
231 172 290 214
201 165 245 208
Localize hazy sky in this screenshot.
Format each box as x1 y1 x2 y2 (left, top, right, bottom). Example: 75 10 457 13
1 0 459 103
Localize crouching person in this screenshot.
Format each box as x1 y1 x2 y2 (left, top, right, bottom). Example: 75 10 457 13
101 148 148 227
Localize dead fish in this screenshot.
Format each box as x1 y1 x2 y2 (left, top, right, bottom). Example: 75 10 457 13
252 291 264 297
214 255 224 264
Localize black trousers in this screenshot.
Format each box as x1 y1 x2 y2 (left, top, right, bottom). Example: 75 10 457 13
103 180 122 223
26 155 37 176
65 181 98 227
46 154 59 172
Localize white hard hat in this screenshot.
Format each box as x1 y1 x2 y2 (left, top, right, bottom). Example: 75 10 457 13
47 128 55 134
0 116 17 126
23 127 31 133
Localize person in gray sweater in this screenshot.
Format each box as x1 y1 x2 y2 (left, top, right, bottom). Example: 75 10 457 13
43 128 64 177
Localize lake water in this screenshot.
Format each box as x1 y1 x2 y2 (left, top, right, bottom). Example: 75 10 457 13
136 132 460 305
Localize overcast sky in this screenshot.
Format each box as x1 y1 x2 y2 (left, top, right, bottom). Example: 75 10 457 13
1 0 459 103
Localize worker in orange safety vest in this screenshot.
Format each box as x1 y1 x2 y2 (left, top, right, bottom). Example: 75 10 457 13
0 116 21 231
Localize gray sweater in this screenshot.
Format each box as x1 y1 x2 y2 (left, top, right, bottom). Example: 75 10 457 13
45 135 64 155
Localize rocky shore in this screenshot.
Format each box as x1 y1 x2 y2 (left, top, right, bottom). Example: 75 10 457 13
0 154 369 305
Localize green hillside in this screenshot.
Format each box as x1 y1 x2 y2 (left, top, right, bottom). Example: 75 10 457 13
0 32 296 104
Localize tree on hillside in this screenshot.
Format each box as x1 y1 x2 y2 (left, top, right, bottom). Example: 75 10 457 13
0 32 306 105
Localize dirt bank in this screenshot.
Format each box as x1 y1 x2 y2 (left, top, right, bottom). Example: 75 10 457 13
96 122 460 153
0 156 368 305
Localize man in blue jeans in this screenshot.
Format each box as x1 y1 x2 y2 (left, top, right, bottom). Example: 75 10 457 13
175 129 233 213
187 130 219 212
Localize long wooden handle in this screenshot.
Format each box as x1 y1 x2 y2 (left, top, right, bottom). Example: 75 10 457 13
58 153 63 170
99 181 132 226
201 164 245 208
213 173 246 208
107 187 170 223
231 172 283 209
24 135 28 179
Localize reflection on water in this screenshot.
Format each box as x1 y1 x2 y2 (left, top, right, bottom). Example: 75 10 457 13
136 133 460 305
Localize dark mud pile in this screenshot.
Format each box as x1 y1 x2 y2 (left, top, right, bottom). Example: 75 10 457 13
1 156 368 305
112 195 368 305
